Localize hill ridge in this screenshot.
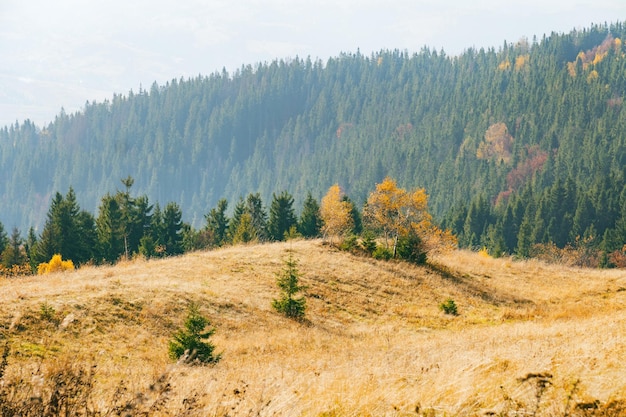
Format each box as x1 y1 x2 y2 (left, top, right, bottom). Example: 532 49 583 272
1 240 625 414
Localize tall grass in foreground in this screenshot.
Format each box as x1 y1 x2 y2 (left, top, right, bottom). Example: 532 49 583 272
1 240 625 415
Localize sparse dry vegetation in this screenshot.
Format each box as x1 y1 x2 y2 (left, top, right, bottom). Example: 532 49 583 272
1 240 625 416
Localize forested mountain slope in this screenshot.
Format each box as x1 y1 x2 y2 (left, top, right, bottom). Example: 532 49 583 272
1 22 625 255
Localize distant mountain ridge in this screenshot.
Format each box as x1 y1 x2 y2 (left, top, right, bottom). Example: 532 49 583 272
1 22 625 255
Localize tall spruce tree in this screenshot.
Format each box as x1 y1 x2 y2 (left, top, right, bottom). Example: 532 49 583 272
1 227 26 268
34 188 92 265
34 192 64 264
96 194 125 263
161 202 184 256
246 193 268 241
268 191 297 241
298 192 322 238
232 212 256 244
0 222 8 256
74 210 98 264
205 198 229 247
228 197 246 242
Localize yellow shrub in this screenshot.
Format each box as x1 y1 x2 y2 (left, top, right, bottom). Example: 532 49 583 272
37 254 75 275
1 264 33 277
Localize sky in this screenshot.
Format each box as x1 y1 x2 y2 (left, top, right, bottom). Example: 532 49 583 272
1 0 625 127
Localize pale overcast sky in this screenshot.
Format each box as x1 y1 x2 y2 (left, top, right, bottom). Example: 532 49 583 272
1 0 625 127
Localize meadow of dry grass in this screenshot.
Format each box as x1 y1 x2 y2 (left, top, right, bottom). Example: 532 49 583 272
1 239 625 416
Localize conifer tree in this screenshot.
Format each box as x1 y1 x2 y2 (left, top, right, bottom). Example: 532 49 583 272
232 212 256 244
246 193 268 241
129 195 154 253
463 194 491 248
228 197 246 242
1 227 26 268
150 203 165 246
298 192 322 238
112 177 153 256
205 198 229 247
34 192 64 264
96 194 125 262
272 252 306 320
35 188 92 265
0 222 7 256
162 202 184 256
516 215 533 258
268 191 297 241
74 210 98 264
168 303 221 364
24 227 37 270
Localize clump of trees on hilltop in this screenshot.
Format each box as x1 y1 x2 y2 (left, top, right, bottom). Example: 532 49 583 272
0 176 457 276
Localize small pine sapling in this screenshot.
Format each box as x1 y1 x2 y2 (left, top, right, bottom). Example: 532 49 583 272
168 303 221 364
439 298 458 316
272 251 307 320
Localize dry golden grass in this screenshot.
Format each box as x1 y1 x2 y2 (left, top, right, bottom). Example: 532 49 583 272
1 240 625 416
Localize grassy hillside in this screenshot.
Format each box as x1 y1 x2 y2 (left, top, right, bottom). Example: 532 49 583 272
1 240 626 416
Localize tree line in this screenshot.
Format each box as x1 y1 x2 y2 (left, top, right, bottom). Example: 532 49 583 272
0 176 455 275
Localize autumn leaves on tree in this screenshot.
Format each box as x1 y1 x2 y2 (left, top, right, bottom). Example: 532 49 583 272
320 177 456 261
320 184 353 244
364 177 431 257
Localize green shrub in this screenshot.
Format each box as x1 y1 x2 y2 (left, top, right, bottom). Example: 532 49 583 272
439 298 458 316
39 302 57 323
396 232 427 264
168 303 221 364
360 231 378 255
272 252 306 320
372 246 393 260
339 234 359 252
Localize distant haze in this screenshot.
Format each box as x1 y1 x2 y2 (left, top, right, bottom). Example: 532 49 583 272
1 0 625 127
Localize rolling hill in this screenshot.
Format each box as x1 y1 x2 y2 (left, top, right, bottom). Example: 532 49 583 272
1 240 625 415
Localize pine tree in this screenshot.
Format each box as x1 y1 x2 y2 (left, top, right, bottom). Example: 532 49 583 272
298 192 322 238
232 212 256 244
516 214 533 258
272 252 306 320
96 194 125 263
168 303 221 364
246 193 268 241
463 194 491 248
34 192 64 264
205 198 229 246
150 203 165 250
58 188 82 261
162 202 184 256
1 227 26 268
114 177 153 256
268 191 297 241
0 222 7 256
228 197 246 242
129 195 154 253
74 210 98 264
35 188 90 265
24 227 37 270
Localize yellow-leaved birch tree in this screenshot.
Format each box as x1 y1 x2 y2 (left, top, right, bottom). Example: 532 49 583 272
320 184 353 245
364 177 456 257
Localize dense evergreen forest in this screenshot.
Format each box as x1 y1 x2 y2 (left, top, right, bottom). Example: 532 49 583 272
1 22 625 266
